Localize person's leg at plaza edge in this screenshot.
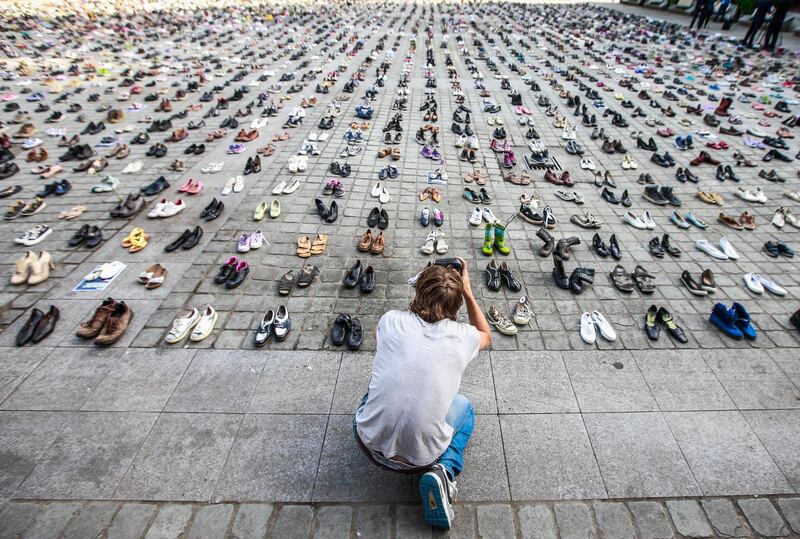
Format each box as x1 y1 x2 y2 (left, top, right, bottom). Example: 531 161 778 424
743 18 764 46
435 394 475 479
689 6 702 29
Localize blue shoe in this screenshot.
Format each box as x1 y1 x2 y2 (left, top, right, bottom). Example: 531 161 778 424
710 303 743 339
675 136 688 151
419 464 456 530
686 212 708 229
732 302 757 340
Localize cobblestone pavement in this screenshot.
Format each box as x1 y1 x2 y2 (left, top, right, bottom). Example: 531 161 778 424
1 496 800 538
1 1 800 537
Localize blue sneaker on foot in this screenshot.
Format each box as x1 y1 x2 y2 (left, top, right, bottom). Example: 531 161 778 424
710 303 743 339
419 464 456 530
732 302 757 340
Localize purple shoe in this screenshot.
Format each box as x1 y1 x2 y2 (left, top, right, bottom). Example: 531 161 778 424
228 143 245 154
237 233 251 252
433 208 444 226
421 144 433 158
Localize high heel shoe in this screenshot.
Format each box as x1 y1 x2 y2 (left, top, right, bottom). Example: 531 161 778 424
27 251 54 285
11 251 36 285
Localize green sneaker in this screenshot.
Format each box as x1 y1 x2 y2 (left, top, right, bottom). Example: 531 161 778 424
493 223 511 255
482 223 494 256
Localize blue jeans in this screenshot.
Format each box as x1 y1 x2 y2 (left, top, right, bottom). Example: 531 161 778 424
354 393 475 479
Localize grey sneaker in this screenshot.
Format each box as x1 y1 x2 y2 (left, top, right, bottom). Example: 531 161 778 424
419 463 457 530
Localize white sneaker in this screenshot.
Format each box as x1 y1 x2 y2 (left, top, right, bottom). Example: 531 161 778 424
743 272 765 294
784 190 800 202
147 198 167 218
288 155 299 173
419 463 456 530
580 312 596 344
317 132 329 142
165 308 202 344
371 182 382 198
122 160 143 174
469 207 483 226
379 187 390 204
22 138 43 149
190 305 218 342
249 230 265 250
624 211 647 229
696 239 728 259
513 296 532 325
307 131 317 141
719 237 738 259
591 311 617 342
745 273 787 296
482 208 498 224
157 199 185 218
14 224 52 246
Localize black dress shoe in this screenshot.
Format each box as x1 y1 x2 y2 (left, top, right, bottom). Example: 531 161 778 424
346 317 363 350
165 228 190 251
325 200 338 223
658 307 688 343
200 198 219 219
552 255 570 289
343 260 363 288
330 314 351 346
205 199 224 221
32 305 59 343
360 266 375 293
593 233 609 257
378 209 389 230
620 189 632 207
316 198 330 220
645 305 660 341
609 234 622 260
67 223 87 247
367 207 380 228
16 308 44 346
649 237 665 258
601 188 619 204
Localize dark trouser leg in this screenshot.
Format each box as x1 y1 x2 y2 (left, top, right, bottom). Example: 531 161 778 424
689 7 701 29
743 19 763 46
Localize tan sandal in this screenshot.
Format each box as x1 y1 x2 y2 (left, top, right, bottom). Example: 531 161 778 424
297 235 312 257
310 234 328 255
378 147 391 158
391 148 401 160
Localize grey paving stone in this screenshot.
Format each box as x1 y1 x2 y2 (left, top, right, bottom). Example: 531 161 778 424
82 348 193 411
592 501 635 539
116 413 240 501
17 412 156 499
329 351 372 414
458 352 497 414
490 351 578 413
312 414 415 503
313 506 353 538
61 501 119 539
395 503 432 539
270 505 314 539
665 500 714 538
743 410 800 491
230 504 273 539
0 501 41 539
634 349 735 411
700 499 751 538
216 414 326 502
186 504 235 539
0 411 70 497
164 349 265 413
583 412 699 498
627 501 674 539
143 505 193 539
476 505 515 539
454 415 510 502
21 501 81 539
248 350 340 414
352 504 393 538
501 415 606 500
0 348 113 411
702 350 800 410
447 505 477 538
737 498 789 537
105 503 157 539
562 351 658 412
776 498 800 534
0 347 51 404
518 504 557 539
666 411 792 495
553 502 597 539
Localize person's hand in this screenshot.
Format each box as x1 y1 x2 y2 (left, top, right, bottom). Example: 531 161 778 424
455 257 473 297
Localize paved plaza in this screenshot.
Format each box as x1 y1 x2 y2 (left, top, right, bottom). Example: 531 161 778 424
1 0 800 536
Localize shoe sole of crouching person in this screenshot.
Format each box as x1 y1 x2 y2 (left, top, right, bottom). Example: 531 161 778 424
419 464 455 530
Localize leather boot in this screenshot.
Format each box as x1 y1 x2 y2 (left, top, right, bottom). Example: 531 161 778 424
536 228 554 257
552 254 570 289
569 268 596 294
555 236 580 260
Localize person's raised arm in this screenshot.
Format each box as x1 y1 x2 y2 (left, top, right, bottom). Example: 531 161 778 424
456 257 492 351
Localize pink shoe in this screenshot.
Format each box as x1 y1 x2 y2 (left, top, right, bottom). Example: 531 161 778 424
515 106 524 115
177 179 193 192
186 179 203 194
522 106 532 115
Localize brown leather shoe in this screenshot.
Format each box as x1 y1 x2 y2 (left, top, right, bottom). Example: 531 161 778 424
77 298 117 339
110 193 146 218
740 211 756 230
94 301 133 346
718 212 743 230
544 170 562 185
357 229 373 252
370 231 385 254
32 305 59 343
13 123 36 138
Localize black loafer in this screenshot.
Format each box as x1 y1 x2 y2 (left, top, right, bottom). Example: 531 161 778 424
166 229 192 252
367 207 380 228
330 314 351 346
360 266 375 293
182 226 203 250
346 317 363 350
343 260 363 288
16 308 44 346
84 226 104 248
68 224 89 247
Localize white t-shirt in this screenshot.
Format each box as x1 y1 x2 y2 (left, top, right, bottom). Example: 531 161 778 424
355 310 480 466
